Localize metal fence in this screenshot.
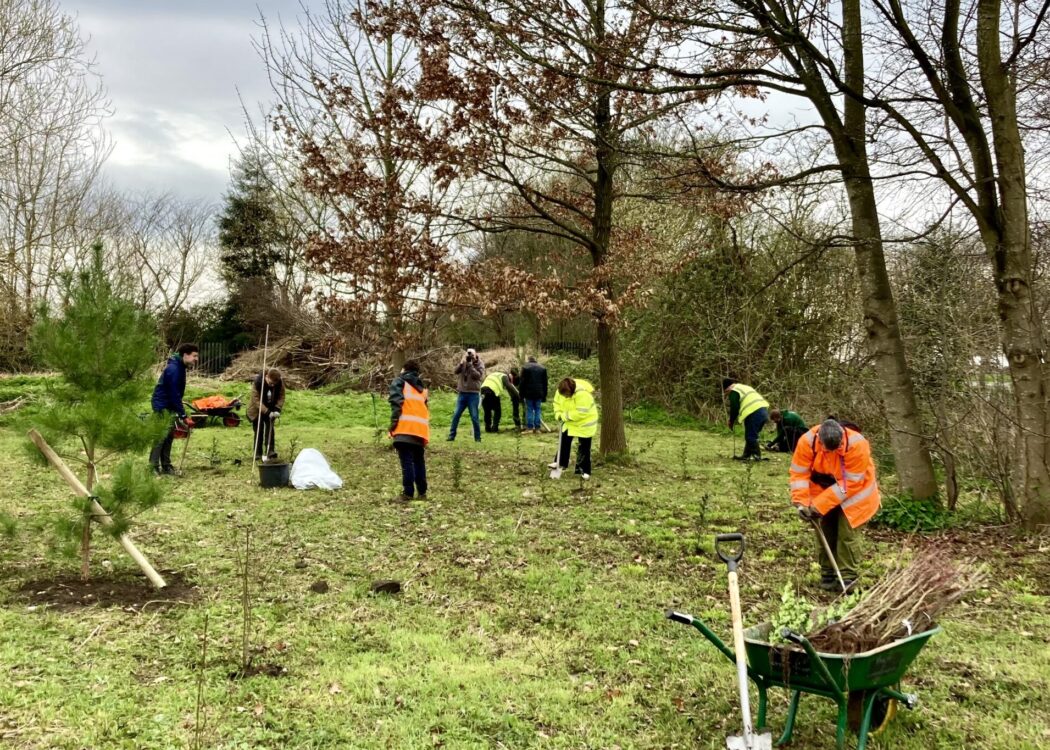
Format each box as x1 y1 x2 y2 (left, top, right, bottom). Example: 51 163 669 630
460 341 593 359
198 342 234 376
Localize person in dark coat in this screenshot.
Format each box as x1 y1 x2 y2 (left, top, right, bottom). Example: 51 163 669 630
519 356 548 433
149 343 198 474
389 360 430 501
248 368 286 460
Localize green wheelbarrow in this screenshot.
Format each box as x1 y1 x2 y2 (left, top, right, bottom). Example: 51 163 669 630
667 609 939 749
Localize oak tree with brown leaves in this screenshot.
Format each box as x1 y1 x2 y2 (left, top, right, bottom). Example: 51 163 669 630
261 0 450 368
409 0 731 455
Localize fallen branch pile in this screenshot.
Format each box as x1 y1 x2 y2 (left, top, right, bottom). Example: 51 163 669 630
808 546 984 654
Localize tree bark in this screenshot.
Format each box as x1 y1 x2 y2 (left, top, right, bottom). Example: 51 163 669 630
590 3 628 457
825 0 939 500
976 0 1050 529
596 321 628 455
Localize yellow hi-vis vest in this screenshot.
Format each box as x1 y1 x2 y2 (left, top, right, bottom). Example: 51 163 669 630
482 372 506 397
392 382 430 444
730 383 769 421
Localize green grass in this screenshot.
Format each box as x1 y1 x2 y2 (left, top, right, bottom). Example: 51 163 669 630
1 376 1048 748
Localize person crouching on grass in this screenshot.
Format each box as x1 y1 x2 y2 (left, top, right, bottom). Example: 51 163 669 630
548 377 598 479
389 360 429 502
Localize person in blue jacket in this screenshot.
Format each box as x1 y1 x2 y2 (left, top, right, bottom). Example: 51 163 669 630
149 343 199 474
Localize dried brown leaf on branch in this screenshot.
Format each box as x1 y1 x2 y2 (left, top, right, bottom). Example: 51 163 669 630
807 546 985 654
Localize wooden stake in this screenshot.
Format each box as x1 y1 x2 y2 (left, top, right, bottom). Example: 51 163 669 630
28 429 167 589
251 325 270 479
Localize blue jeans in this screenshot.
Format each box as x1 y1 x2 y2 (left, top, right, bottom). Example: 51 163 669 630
526 399 543 429
449 392 481 440
744 407 769 457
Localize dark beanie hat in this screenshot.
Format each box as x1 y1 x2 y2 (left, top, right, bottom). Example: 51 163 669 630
722 378 735 390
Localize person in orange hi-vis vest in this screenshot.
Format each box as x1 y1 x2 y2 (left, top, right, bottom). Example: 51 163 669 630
388 360 430 502
790 419 881 590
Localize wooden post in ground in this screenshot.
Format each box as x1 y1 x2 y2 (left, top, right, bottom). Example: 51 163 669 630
28 429 167 589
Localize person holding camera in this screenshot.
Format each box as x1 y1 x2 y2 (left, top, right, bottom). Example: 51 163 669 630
448 348 485 442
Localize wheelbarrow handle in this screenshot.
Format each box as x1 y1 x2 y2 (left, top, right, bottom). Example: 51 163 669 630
665 610 694 625
714 532 745 571
779 629 846 702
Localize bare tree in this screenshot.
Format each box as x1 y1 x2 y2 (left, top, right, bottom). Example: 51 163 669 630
0 0 110 366
100 193 218 335
257 0 451 369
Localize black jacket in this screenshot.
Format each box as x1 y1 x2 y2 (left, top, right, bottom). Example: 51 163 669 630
519 361 548 401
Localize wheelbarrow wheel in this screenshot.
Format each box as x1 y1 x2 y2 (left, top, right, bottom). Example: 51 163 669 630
847 690 896 735
224 414 241 427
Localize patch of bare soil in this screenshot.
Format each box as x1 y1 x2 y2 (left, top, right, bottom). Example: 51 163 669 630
13 570 197 611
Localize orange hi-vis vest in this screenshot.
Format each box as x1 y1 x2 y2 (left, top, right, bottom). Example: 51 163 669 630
392 382 430 444
789 425 880 528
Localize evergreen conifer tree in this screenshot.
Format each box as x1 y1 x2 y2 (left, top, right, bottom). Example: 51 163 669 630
31 243 166 579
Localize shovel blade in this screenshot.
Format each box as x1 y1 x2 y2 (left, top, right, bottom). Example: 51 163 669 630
549 467 563 480
726 733 773 750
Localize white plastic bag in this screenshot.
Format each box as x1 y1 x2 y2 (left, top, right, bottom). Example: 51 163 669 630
289 448 343 490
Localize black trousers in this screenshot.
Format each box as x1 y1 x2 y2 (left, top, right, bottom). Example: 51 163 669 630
149 412 176 469
251 417 276 458
481 388 502 432
556 431 592 474
510 395 521 428
394 442 427 497
770 425 808 453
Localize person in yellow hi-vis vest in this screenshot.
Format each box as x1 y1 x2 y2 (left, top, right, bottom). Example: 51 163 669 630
388 360 429 502
548 378 598 479
723 378 770 461
480 371 519 433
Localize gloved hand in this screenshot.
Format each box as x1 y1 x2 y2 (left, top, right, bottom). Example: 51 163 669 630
797 505 821 521
176 415 188 429
269 410 281 420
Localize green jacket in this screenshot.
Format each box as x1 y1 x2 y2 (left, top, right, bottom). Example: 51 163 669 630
774 410 807 441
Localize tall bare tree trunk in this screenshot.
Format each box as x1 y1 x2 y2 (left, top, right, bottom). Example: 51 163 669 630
976 0 1050 528
830 0 938 499
590 14 628 456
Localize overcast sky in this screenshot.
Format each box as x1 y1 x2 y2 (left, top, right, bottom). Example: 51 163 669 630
64 0 305 204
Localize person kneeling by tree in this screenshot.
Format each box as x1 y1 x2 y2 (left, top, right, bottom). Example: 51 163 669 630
248 368 285 460
389 360 429 502
548 377 598 479
790 419 881 591
766 408 808 453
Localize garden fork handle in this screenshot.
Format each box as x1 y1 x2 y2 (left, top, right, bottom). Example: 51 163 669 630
810 518 847 593
728 565 756 747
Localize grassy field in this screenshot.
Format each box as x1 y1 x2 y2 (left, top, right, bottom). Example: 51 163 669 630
1 375 1048 749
